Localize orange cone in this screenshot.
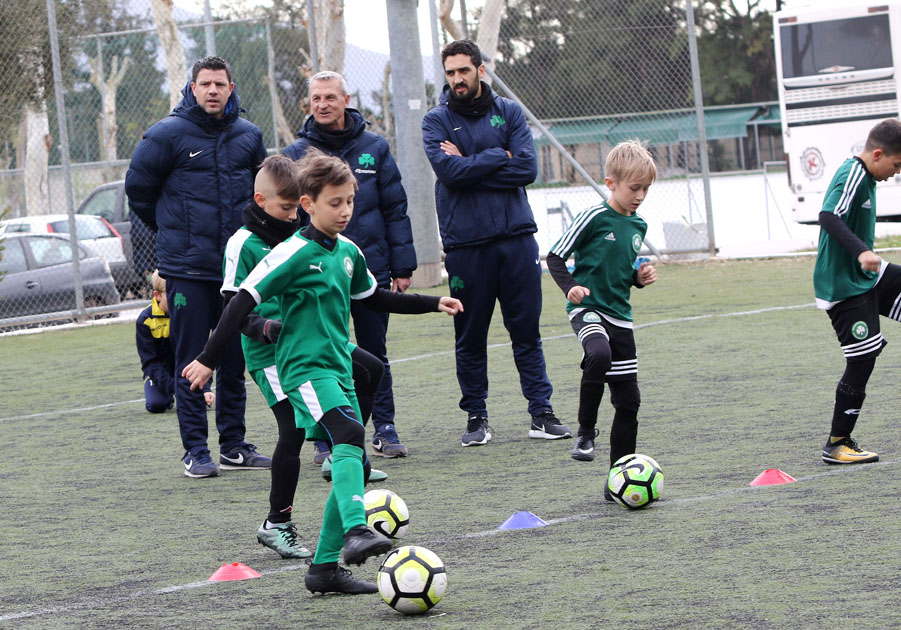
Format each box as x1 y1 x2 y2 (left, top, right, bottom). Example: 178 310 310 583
749 468 797 486
208 562 262 581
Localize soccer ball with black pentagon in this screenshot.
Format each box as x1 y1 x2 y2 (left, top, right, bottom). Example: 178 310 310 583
363 489 410 539
377 545 447 614
607 453 663 509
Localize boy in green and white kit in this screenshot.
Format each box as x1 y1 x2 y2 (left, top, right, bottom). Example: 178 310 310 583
221 155 386 562
184 151 462 595
546 141 657 481
813 118 901 465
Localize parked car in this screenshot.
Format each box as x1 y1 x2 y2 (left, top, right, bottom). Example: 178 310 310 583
0 213 142 295
0 233 121 322
76 180 156 292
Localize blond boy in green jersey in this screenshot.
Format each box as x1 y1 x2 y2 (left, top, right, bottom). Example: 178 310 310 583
546 141 657 484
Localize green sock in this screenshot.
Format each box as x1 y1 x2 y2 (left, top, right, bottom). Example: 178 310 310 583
312 491 345 564
330 443 367 532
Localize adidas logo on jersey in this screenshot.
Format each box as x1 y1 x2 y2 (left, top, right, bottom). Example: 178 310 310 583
604 232 616 241
862 199 872 209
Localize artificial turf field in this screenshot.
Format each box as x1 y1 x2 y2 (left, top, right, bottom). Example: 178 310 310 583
0 255 899 629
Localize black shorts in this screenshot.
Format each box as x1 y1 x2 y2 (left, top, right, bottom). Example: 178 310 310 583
827 262 901 361
569 308 637 382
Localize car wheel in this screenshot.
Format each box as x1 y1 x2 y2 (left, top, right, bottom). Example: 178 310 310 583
84 296 115 319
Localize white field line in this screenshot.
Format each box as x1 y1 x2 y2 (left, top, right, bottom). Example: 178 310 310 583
0 458 892 622
0 302 815 425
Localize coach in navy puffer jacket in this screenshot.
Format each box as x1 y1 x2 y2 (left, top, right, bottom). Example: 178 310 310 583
126 78 267 282
125 57 270 478
283 107 416 286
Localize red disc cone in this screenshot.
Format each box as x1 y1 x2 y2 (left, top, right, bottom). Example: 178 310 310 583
208 562 262 581
749 468 797 486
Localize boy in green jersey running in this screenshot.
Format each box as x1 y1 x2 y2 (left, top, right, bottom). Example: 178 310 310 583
546 141 657 483
813 118 901 465
184 151 462 595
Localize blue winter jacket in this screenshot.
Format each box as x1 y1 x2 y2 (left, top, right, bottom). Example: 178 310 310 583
283 109 416 286
421 84 538 251
125 83 268 282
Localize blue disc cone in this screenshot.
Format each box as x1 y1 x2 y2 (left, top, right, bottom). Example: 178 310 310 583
498 511 549 530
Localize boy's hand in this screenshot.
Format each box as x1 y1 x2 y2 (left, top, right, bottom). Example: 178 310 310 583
438 296 464 315
637 262 657 286
858 250 881 272
182 360 213 391
567 285 591 304
204 391 216 408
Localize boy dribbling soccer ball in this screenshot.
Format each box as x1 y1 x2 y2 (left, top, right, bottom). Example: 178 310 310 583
546 140 657 496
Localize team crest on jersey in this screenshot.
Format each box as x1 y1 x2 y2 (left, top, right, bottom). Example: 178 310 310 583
583 311 602 323
800 147 825 180
851 321 868 340
632 234 642 253
343 256 354 278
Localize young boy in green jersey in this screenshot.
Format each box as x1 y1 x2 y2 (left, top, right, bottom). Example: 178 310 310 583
183 151 462 595
546 141 657 482
221 155 388 562
813 118 901 465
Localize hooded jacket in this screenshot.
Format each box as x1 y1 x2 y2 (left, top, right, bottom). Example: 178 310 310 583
283 109 416 285
125 82 268 282
421 83 538 251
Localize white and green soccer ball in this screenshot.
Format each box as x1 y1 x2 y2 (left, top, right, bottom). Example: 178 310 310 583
607 453 664 509
363 489 410 539
378 545 447 615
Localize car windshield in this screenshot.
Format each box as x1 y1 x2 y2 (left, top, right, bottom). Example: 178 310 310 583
48 216 112 240
29 237 84 268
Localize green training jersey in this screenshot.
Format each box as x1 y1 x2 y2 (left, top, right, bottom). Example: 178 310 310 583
222 227 280 372
239 231 376 391
813 157 878 309
549 201 646 324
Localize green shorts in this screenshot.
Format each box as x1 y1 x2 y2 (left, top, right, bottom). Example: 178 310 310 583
285 377 360 442
249 365 287 408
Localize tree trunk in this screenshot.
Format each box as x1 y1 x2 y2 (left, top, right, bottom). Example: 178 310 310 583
476 0 503 75
438 0 504 81
88 54 130 165
313 0 345 73
263 75 296 146
150 0 187 110
439 0 464 40
24 100 50 217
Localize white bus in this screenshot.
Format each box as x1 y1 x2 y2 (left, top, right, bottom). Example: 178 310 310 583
774 2 901 223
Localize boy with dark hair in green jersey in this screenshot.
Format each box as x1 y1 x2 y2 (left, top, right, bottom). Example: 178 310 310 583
183 151 462 595
814 118 901 465
221 154 388 562
546 140 657 481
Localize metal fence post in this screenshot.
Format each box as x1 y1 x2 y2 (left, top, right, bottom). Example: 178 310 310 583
685 0 717 257
45 0 84 318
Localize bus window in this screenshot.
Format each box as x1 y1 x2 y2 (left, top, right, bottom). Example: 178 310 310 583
780 15 892 80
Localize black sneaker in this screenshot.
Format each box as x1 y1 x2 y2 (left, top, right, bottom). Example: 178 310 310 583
462 413 491 447
529 410 573 440
182 450 219 478
342 525 392 565
571 429 599 461
219 443 272 470
305 562 378 595
604 484 614 502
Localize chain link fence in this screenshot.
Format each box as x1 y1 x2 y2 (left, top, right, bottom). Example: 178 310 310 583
0 0 783 329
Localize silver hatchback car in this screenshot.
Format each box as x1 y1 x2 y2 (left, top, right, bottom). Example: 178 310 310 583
0 233 121 322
